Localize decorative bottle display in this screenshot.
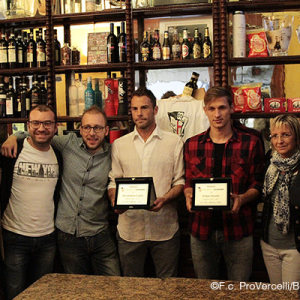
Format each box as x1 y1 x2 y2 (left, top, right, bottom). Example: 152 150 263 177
54 29 61 65
118 72 128 115
77 73 86 115
232 11 246 58
182 29 191 59
61 43 72 65
140 31 150 62
118 21 127 62
0 76 6 117
182 72 199 97
6 77 16 118
36 28 46 67
192 28 201 59
94 78 103 109
162 31 171 60
203 27 212 59
0 31 8 69
152 30 161 61
16 31 25 68
171 28 181 60
107 23 118 63
84 76 95 110
69 71 78 116
104 72 115 116
8 31 18 69
26 28 37 68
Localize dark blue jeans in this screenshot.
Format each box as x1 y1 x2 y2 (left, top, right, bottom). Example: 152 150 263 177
3 229 56 300
57 228 120 276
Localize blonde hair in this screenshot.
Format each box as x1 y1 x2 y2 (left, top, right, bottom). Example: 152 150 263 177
270 114 300 151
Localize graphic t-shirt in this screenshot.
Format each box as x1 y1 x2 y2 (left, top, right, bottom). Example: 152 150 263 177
2 138 59 237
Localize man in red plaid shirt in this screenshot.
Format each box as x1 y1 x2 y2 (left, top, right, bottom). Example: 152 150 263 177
184 86 265 281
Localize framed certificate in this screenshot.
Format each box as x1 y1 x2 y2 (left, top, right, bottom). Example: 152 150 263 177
114 177 156 209
191 177 232 210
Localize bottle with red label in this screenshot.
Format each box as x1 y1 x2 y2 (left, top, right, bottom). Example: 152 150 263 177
104 72 116 116
112 73 119 115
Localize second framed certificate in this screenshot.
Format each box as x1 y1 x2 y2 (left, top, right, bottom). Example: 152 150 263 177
192 177 232 210
114 177 156 209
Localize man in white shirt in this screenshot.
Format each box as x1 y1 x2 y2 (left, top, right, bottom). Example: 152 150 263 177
0 105 61 299
108 87 184 278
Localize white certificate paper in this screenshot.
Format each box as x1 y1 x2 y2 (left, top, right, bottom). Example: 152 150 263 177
194 182 228 206
117 183 149 205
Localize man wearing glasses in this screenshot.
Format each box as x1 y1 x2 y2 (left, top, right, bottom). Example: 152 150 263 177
0 105 62 299
1 106 120 277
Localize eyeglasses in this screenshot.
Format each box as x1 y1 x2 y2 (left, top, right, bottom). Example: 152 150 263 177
28 120 56 129
81 125 105 133
269 133 293 140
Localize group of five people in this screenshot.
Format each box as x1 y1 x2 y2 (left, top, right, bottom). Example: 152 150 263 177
0 86 299 299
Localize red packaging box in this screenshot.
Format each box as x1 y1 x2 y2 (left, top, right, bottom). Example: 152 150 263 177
264 98 286 113
287 98 300 112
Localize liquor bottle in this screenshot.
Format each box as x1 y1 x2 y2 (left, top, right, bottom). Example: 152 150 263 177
140 31 150 62
30 75 40 107
112 73 119 114
107 23 119 63
162 31 171 61
182 72 199 97
8 31 18 69
15 76 22 118
94 78 102 109
0 76 6 117
20 76 30 118
0 31 8 69
22 32 28 67
192 28 201 59
69 71 78 116
71 46 80 65
26 28 37 68
104 72 115 116
149 30 154 60
182 29 191 59
117 71 128 115
203 27 212 59
61 42 72 65
54 29 61 66
171 28 181 60
16 31 25 68
39 76 47 105
84 76 94 110
118 21 127 62
37 28 46 67
77 73 85 115
152 29 161 61
233 11 246 58
6 77 16 118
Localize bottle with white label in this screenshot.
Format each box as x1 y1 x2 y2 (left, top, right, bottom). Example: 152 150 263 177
233 11 246 58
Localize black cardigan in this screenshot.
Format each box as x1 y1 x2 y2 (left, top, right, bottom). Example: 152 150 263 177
0 138 63 217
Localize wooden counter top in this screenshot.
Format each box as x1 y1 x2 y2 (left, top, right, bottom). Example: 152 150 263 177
15 273 299 299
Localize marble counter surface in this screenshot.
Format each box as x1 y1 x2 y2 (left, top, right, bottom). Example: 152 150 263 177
15 273 299 299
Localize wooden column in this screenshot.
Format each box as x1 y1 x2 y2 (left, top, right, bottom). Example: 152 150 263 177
212 0 221 87
219 0 228 87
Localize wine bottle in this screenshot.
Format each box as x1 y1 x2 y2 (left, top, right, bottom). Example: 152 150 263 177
6 77 16 118
104 72 115 116
94 78 102 109
39 75 47 105
162 31 171 61
0 76 6 117
152 29 161 61
107 23 118 63
84 76 94 110
8 31 18 69
182 72 199 97
27 28 37 68
37 28 46 67
22 31 28 67
20 76 30 118
118 71 128 115
0 30 8 69
140 31 150 62
192 28 201 59
182 29 191 60
15 76 22 118
203 27 212 59
30 75 40 108
16 30 25 68
118 21 127 62
171 28 181 60
54 29 61 66
112 73 119 114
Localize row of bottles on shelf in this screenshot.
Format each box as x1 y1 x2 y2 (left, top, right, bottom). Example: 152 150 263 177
139 27 212 62
0 74 48 118
68 71 128 118
0 27 46 69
